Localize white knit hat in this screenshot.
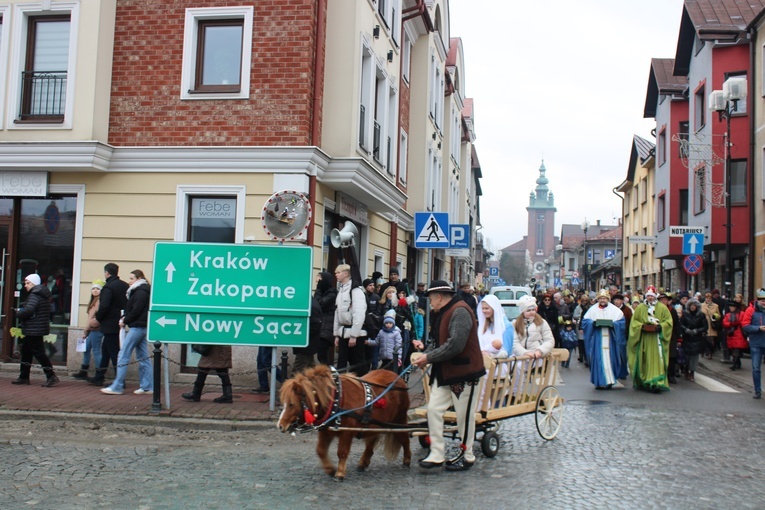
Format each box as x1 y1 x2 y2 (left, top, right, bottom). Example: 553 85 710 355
25 274 41 286
518 295 538 313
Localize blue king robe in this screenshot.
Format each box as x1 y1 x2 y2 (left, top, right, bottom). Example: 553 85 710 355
581 302 627 388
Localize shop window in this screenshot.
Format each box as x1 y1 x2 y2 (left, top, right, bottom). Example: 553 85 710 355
14 196 76 364
175 188 243 371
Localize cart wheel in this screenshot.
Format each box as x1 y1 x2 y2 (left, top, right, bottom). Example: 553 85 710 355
481 431 500 458
418 435 430 449
535 385 563 440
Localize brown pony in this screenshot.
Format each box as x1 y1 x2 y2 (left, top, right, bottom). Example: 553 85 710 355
277 365 412 480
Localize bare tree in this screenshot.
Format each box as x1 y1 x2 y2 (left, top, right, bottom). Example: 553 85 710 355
499 251 530 287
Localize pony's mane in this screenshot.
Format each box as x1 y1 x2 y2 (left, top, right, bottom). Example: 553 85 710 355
290 365 336 411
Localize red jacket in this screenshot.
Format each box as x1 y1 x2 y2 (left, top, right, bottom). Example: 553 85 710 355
723 311 748 350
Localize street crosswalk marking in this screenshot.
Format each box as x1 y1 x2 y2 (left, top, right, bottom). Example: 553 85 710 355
692 373 739 393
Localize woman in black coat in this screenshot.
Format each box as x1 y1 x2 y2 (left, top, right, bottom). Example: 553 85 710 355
13 274 59 387
680 298 708 382
314 271 337 365
538 294 562 348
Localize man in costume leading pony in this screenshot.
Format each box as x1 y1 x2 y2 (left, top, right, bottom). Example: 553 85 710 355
412 280 486 472
581 289 627 389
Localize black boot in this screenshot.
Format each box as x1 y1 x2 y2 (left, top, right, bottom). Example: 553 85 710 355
182 371 207 402
88 368 106 386
213 373 233 404
72 364 89 380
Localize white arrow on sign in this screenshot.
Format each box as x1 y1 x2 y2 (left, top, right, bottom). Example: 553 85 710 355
688 235 699 253
155 316 178 327
165 261 176 283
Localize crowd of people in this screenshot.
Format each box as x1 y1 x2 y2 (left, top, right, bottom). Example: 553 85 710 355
525 284 765 397
17 259 765 473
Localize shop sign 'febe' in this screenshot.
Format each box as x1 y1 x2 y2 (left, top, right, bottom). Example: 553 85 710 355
148 242 312 347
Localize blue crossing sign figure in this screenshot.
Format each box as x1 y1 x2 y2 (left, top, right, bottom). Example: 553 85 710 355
414 212 450 248
683 233 703 255
572 277 580 286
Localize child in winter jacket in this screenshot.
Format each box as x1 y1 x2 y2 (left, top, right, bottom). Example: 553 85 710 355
414 308 425 342
560 319 578 368
368 312 402 372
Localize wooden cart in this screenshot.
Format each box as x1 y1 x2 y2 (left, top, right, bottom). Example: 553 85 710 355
410 348 569 457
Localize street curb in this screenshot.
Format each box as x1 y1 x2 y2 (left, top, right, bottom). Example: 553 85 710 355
0 409 274 431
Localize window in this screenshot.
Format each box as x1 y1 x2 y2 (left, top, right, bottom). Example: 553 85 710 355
359 44 374 151
426 149 442 210
386 84 398 173
694 168 706 214
679 189 689 225
640 179 648 203
358 37 397 170
730 159 747 205
658 127 666 166
0 7 8 127
399 130 408 184
726 72 747 114
657 192 666 231
194 20 243 93
694 85 705 132
19 15 70 122
180 7 253 100
401 32 411 83
678 121 689 158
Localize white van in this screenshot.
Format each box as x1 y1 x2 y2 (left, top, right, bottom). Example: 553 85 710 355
490 285 531 301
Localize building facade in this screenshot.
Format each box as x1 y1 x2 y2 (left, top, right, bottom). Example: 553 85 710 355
0 0 483 382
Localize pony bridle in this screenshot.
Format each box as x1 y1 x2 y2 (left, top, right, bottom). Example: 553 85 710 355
288 378 340 433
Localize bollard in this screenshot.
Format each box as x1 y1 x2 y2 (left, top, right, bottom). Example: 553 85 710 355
151 341 162 413
281 349 289 381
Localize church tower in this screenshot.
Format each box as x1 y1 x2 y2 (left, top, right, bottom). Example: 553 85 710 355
526 161 557 277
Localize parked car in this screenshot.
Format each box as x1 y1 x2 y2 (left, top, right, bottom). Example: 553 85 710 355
500 300 521 322
491 285 530 301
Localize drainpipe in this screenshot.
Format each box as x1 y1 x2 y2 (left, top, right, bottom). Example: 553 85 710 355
612 187 625 288
308 0 327 250
749 26 757 297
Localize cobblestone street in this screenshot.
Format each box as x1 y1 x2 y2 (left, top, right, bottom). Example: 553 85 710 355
1 393 764 509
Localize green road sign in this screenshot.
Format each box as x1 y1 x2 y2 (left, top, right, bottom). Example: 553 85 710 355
149 242 312 346
147 310 309 347
150 242 312 314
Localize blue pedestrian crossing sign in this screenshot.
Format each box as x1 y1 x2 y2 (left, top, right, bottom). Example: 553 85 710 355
572 277 580 286
683 233 703 255
415 212 450 248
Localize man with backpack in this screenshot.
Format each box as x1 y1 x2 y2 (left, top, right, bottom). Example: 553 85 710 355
333 264 368 375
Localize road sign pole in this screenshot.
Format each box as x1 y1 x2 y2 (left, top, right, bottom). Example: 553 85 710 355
270 348 277 411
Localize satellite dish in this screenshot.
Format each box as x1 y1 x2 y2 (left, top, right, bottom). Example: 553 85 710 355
330 222 358 248
261 190 312 242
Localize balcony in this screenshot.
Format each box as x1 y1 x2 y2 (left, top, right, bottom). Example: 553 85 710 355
19 71 67 122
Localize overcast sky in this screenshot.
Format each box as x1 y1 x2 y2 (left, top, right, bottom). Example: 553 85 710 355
448 0 685 254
